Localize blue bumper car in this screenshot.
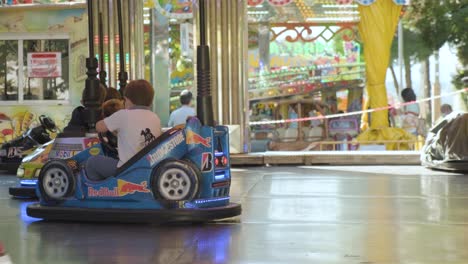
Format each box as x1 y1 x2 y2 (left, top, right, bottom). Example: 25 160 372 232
27 118 241 223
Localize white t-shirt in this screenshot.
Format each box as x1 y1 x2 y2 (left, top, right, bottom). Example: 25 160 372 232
168 105 196 127
104 108 161 167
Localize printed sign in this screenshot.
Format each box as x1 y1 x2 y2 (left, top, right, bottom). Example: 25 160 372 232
27 52 62 78
201 152 213 172
87 179 151 197
186 130 211 148
180 23 194 57
147 133 185 166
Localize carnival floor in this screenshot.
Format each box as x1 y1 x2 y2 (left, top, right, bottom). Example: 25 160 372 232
1 166 468 264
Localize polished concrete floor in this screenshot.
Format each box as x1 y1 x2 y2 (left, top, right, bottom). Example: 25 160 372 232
1 166 468 264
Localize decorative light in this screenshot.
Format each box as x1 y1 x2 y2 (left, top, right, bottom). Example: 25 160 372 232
20 179 38 186
193 197 230 204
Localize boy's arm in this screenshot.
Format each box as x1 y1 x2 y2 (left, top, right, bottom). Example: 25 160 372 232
96 120 109 133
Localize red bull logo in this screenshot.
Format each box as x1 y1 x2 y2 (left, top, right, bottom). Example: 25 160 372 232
118 179 151 195
186 130 211 148
87 180 151 197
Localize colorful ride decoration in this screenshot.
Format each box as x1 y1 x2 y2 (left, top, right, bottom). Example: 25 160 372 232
246 0 410 7
149 0 193 19
248 0 264 6
340 0 409 5
336 0 354 4
247 0 293 7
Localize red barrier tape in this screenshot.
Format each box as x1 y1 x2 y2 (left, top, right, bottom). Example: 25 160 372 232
249 88 468 125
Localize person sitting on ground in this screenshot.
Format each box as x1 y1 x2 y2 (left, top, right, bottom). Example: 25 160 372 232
86 80 161 180
63 84 107 133
168 89 196 127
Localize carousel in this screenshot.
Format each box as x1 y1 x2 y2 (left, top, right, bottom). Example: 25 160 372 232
247 0 413 151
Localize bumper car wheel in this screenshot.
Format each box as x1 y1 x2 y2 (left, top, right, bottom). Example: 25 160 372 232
152 159 201 202
38 160 75 201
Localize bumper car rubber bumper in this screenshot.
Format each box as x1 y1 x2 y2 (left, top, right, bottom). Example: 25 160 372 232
0 162 20 173
26 202 242 223
9 186 37 198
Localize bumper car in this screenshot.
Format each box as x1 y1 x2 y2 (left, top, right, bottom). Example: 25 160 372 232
0 115 56 174
26 0 241 223
9 133 100 198
421 112 468 172
27 118 241 223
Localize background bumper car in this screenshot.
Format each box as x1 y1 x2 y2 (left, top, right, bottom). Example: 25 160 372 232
421 112 468 172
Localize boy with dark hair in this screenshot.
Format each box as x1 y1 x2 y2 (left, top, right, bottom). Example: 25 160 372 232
168 89 196 127
86 80 161 180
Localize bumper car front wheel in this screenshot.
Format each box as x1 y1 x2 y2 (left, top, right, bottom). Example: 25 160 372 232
152 159 201 203
38 160 75 201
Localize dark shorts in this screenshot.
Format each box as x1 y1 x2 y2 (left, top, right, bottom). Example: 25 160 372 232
85 155 119 180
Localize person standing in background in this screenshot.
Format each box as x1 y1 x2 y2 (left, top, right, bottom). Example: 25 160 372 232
288 104 298 129
168 90 196 127
440 104 453 117
400 88 421 136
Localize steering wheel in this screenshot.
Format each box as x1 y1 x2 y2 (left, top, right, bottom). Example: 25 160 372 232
39 115 57 133
98 132 118 158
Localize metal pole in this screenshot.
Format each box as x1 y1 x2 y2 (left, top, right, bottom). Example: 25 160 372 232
199 0 206 46
116 0 128 95
83 0 101 133
109 0 116 88
196 0 214 126
98 6 107 87
398 21 404 88
432 50 441 124
87 1 95 57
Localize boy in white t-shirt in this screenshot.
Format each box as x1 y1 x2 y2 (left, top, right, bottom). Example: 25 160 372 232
86 80 162 180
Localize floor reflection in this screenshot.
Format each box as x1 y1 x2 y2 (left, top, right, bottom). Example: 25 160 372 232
27 221 238 264
2 166 468 263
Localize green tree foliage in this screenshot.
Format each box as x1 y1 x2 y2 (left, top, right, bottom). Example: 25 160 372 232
390 26 432 89
407 1 468 91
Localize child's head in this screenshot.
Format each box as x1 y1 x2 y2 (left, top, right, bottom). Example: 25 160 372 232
102 99 124 117
123 79 154 108
81 83 107 105
401 88 416 102
105 87 122 102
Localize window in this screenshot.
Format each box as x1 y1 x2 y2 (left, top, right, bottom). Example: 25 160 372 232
23 39 69 100
0 40 19 101
0 36 70 103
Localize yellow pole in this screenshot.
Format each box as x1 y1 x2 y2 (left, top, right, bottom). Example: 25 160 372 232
358 0 401 129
